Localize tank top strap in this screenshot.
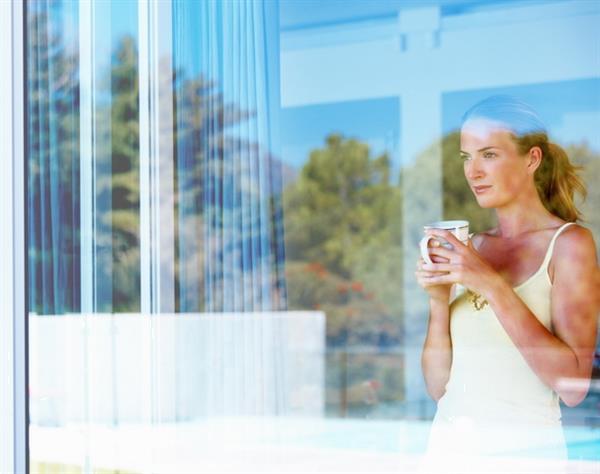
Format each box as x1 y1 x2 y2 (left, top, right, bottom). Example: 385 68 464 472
539 222 577 271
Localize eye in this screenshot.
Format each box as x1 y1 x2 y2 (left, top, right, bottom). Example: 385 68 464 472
460 154 471 161
483 151 497 159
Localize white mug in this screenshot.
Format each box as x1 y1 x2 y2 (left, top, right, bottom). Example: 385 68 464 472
419 220 470 264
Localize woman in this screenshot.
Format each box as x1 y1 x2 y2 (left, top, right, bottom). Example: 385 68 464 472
415 95 600 472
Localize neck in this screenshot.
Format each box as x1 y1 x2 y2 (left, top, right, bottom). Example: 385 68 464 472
493 190 559 238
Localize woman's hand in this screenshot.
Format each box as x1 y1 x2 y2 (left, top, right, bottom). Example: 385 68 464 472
416 229 502 298
415 239 454 304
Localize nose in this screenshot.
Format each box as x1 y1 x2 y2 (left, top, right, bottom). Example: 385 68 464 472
465 157 484 181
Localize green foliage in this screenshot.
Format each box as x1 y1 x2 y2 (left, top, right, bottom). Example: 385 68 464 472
107 36 141 311
285 131 600 412
283 134 403 350
27 9 81 314
285 134 395 275
440 133 599 240
566 142 600 255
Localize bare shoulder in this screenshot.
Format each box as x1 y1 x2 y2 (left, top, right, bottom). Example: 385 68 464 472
551 224 600 287
553 224 598 261
551 224 600 337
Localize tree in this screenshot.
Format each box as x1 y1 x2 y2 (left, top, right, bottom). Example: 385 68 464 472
105 36 141 312
566 142 600 255
440 132 600 239
283 134 403 348
27 7 81 314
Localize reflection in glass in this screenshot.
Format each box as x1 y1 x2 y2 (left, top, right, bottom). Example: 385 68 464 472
25 0 600 472
28 0 300 472
27 1 81 315
172 0 287 313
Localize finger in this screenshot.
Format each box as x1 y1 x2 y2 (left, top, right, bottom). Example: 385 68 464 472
416 273 451 288
416 257 445 269
427 239 441 248
415 270 448 279
422 262 456 273
416 277 447 289
427 246 455 260
421 273 456 285
425 229 465 250
416 250 450 264
415 272 448 287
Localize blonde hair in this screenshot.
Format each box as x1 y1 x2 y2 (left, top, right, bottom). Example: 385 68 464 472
462 95 587 222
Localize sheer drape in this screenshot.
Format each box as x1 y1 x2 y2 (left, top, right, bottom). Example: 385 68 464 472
169 0 290 417
173 0 287 313
27 2 81 315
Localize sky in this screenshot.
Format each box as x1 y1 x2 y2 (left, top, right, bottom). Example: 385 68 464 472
280 98 400 175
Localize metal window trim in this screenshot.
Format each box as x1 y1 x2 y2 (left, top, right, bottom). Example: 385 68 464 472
14 0 28 470
0 0 28 472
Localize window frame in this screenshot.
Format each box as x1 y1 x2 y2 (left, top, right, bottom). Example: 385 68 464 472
0 0 28 472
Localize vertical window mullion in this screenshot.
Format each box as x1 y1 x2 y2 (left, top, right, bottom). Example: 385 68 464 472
138 0 152 317
78 1 95 472
137 3 155 471
1 0 26 473
13 0 27 463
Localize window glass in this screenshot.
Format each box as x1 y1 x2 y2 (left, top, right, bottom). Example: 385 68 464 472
26 0 600 472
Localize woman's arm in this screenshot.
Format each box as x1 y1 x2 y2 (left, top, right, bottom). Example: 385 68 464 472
422 226 600 407
484 226 600 406
421 298 452 401
416 239 460 401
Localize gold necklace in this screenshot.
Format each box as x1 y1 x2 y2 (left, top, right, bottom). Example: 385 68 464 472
467 289 489 311
466 234 489 311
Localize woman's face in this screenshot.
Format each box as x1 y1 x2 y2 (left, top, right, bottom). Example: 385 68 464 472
460 118 533 209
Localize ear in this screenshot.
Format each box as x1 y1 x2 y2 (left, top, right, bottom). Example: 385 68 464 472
526 146 543 174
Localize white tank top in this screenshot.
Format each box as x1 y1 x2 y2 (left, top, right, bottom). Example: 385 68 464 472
423 222 574 464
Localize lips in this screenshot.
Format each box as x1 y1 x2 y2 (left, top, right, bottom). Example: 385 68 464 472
473 185 492 194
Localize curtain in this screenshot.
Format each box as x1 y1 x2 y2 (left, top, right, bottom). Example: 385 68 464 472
171 0 290 417
28 0 293 429
27 1 81 315
173 0 287 313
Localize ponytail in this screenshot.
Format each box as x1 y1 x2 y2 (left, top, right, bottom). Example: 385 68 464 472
515 138 587 222
534 142 587 222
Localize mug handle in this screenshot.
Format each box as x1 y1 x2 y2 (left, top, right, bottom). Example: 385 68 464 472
419 235 437 265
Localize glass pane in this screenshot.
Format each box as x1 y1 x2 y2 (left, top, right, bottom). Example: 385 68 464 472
280 1 600 471
27 0 142 471
26 0 600 473
281 98 404 418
